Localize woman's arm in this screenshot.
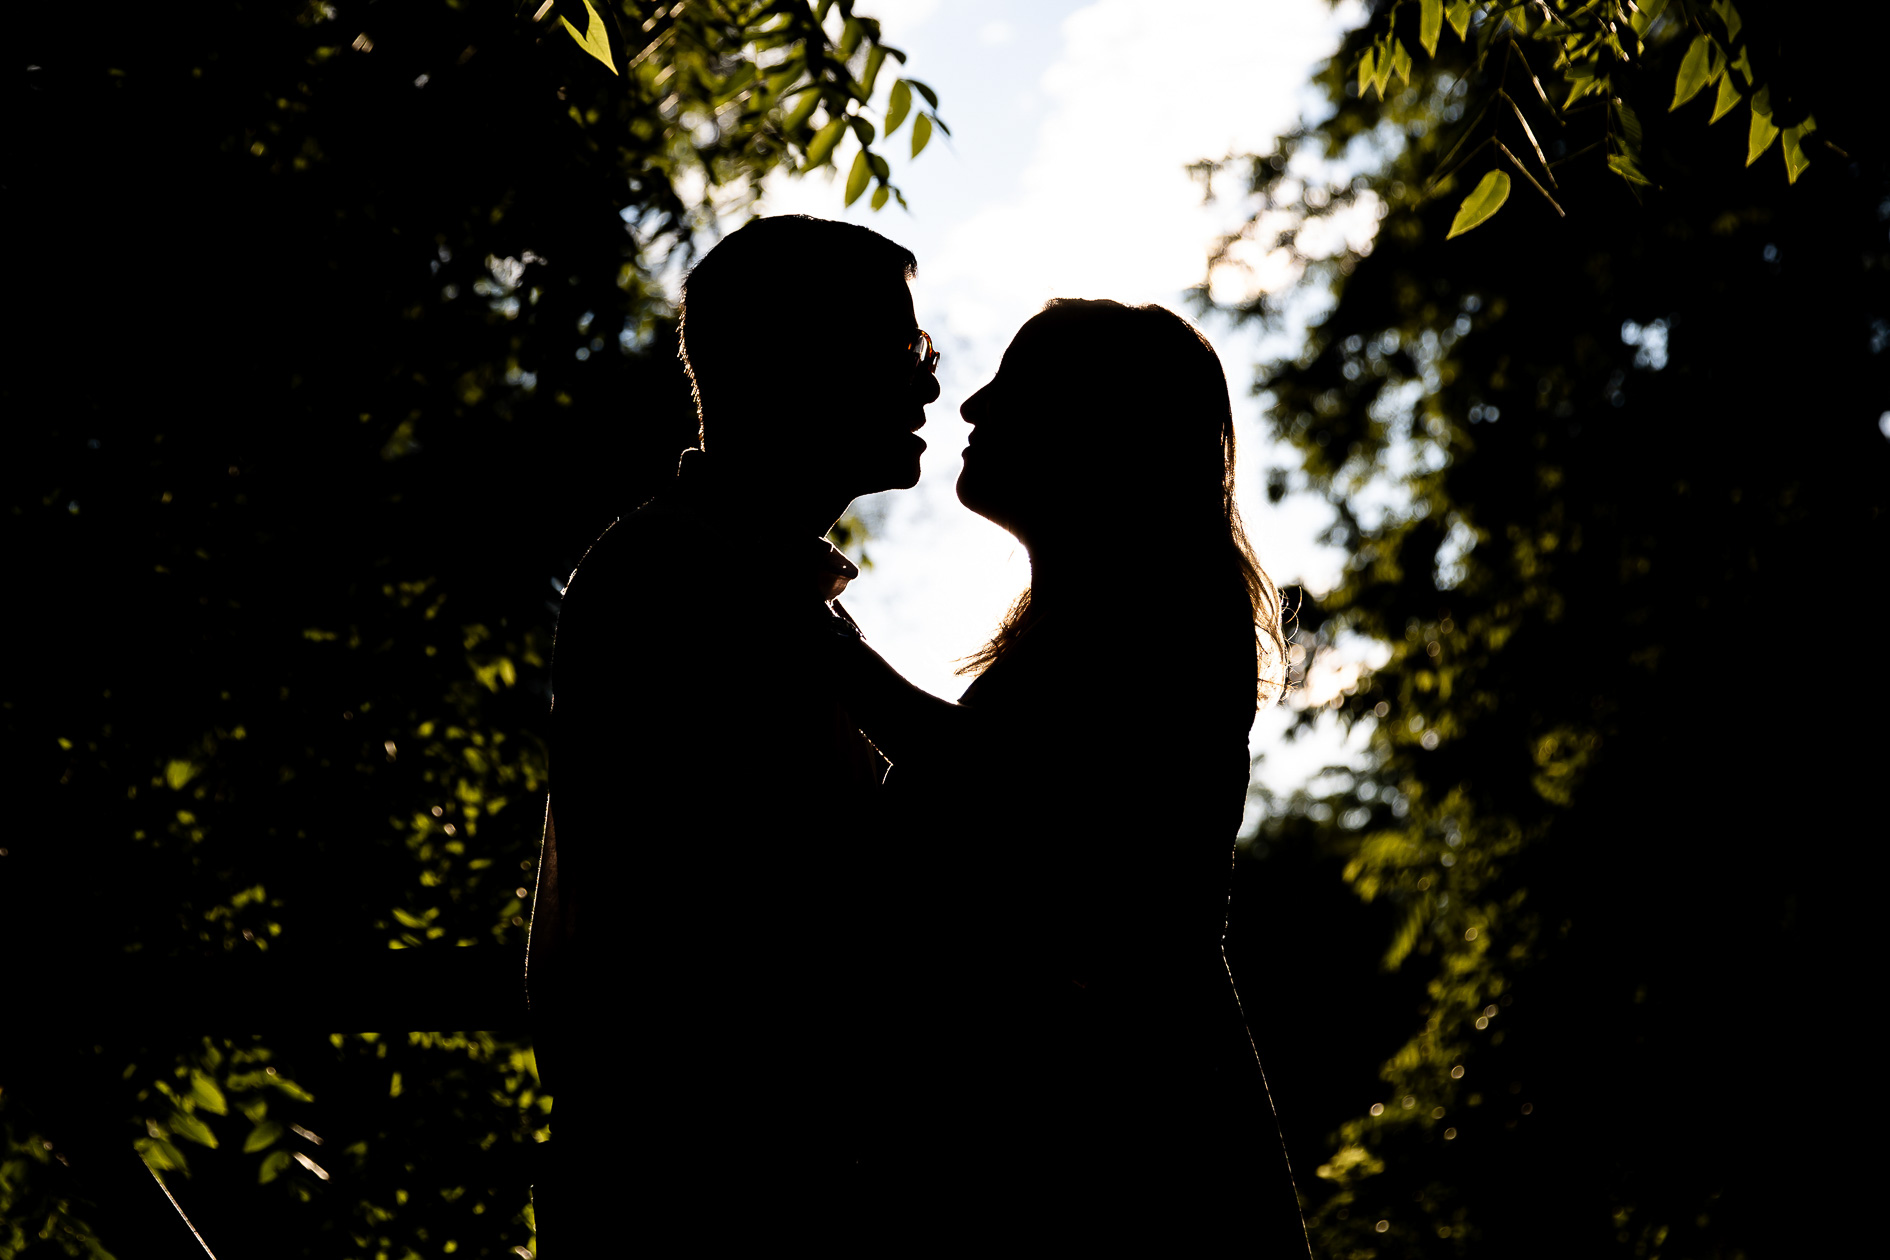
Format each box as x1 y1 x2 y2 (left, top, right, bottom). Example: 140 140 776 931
821 601 980 768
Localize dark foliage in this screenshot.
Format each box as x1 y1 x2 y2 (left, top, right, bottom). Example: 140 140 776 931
1211 2 1887 1254
3 2 929 1253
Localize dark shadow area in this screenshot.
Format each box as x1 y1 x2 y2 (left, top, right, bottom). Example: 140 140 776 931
1201 2 1889 1253
6 4 700 1253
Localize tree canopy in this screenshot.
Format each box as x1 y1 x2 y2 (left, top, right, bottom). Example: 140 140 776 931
1207 1 1886 1254
4 2 940 1254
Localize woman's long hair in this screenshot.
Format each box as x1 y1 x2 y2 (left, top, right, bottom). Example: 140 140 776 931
959 299 1289 708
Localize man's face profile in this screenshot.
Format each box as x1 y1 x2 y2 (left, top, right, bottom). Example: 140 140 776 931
825 273 938 495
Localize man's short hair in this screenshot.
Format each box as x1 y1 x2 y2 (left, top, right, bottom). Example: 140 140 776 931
678 215 917 447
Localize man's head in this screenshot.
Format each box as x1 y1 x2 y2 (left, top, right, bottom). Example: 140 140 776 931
679 215 938 497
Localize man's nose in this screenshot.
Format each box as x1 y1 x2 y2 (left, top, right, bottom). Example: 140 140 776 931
917 372 941 406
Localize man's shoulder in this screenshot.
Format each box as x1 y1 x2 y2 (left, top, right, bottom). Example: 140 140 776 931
563 500 701 599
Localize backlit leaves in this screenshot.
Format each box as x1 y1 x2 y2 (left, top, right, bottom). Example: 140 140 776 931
1781 116 1818 183
805 116 847 167
136 1136 190 1177
168 1109 218 1149
243 1119 285 1153
188 1069 227 1115
557 0 617 76
1347 0 1834 237
1746 85 1779 164
884 78 912 133
1446 0 1473 42
844 148 872 205
1447 170 1510 239
1670 35 1714 111
1420 0 1444 58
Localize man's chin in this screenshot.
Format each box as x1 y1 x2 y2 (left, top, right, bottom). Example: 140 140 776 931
866 449 925 493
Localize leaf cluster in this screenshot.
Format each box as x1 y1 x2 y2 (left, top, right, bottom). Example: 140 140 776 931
544 0 948 212
1205 2 1887 1253
5 1 934 1252
1344 0 1845 240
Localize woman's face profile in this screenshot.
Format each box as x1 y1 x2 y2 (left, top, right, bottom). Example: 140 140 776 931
956 309 1087 535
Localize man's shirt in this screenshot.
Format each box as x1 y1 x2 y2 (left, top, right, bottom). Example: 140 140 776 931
527 458 889 1144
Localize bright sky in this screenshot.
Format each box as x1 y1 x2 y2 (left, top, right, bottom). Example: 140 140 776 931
756 0 1376 796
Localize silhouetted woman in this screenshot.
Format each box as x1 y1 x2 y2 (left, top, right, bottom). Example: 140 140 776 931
823 299 1307 1251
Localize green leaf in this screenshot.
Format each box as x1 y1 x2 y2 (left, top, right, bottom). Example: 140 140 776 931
870 185 890 211
844 149 871 206
805 116 846 167
1446 0 1473 42
1708 72 1742 124
1607 152 1655 185
907 79 939 109
910 112 933 159
164 759 200 791
258 1149 293 1184
243 1120 284 1153
557 0 617 76
1356 45 1377 98
1615 100 1644 154
135 1136 189 1177
1729 46 1753 87
169 1110 218 1149
861 45 886 96
1371 38 1396 98
1565 73 1605 110
1446 170 1511 239
1629 0 1669 38
1782 116 1817 184
848 115 876 146
1390 39 1413 88
782 88 821 135
1419 0 1443 57
1746 86 1778 165
1670 35 1713 111
188 1070 227 1115
1711 0 1742 43
838 18 863 58
271 1076 315 1103
884 79 912 134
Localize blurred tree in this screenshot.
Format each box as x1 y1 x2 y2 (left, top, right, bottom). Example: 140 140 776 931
1205 1 1886 1255
2 1 941 1254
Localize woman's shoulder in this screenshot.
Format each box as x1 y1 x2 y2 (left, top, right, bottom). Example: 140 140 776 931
965 604 1256 741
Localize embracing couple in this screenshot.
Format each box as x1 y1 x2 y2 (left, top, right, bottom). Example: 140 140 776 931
527 214 1307 1253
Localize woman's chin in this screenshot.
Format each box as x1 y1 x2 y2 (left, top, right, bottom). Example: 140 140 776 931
955 469 1005 522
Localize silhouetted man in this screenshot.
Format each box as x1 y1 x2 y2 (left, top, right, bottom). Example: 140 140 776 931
527 215 937 1251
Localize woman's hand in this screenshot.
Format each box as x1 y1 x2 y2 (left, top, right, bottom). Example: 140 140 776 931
791 595 974 769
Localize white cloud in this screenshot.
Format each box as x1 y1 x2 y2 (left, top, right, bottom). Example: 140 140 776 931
855 0 943 34
978 20 1015 45
929 0 1354 326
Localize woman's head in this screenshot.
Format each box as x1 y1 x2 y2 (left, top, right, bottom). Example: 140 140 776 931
957 299 1287 702
958 299 1236 538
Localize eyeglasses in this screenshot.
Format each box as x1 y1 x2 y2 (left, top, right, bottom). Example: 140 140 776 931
909 329 940 376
